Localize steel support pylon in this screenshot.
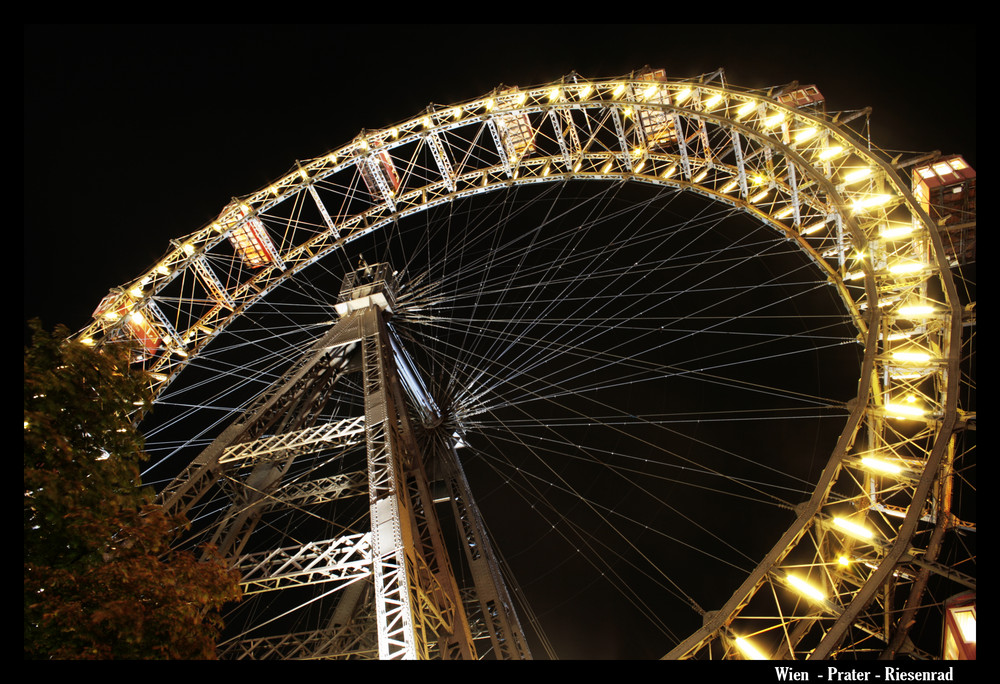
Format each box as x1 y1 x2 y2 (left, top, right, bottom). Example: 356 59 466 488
157 264 530 659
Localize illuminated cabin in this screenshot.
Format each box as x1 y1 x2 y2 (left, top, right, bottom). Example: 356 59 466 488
636 68 678 148
225 204 282 269
92 293 161 359
488 87 536 168
776 85 825 110
912 155 976 266
942 592 976 660
357 141 401 202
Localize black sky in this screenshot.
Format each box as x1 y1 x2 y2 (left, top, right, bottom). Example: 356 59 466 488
23 24 977 660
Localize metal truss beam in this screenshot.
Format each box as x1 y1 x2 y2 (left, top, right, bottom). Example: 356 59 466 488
237 533 372 594
220 416 365 465
273 470 369 506
156 327 360 518
222 619 377 660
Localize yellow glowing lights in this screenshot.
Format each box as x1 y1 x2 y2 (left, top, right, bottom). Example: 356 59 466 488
750 189 770 203
844 168 873 184
703 93 723 109
838 555 851 567
880 224 914 240
801 221 827 235
578 84 593 100
833 517 874 540
786 574 825 601
736 101 756 118
548 87 561 102
885 401 926 419
891 350 931 364
818 145 844 160
860 457 903 475
953 608 976 644
852 194 893 212
889 261 925 274
762 112 785 128
612 83 626 99
675 87 692 104
662 164 678 178
692 169 709 183
897 304 935 317
642 84 659 101
734 637 768 660
721 180 739 193
794 127 817 143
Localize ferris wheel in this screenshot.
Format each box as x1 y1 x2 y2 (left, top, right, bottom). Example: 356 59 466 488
77 68 975 660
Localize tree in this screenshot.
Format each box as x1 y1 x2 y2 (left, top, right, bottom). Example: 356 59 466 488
24 321 241 659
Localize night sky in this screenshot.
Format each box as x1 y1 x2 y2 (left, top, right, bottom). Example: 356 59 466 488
24 25 976 660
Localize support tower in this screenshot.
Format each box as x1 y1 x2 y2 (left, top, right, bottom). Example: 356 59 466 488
157 263 530 659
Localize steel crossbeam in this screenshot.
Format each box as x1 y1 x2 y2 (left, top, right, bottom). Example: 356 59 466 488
271 470 368 506
221 621 378 660
190 253 236 309
220 416 366 464
307 182 342 239
425 130 456 192
236 533 372 595
610 107 632 171
487 118 513 178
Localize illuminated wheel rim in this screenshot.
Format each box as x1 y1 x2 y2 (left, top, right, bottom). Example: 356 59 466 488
78 70 971 659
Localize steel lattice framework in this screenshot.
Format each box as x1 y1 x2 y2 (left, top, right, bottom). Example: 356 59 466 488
76 69 974 659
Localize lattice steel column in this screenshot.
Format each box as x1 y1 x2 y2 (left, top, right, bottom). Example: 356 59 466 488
156 264 482 659
359 310 419 658
436 444 532 660
358 305 476 659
